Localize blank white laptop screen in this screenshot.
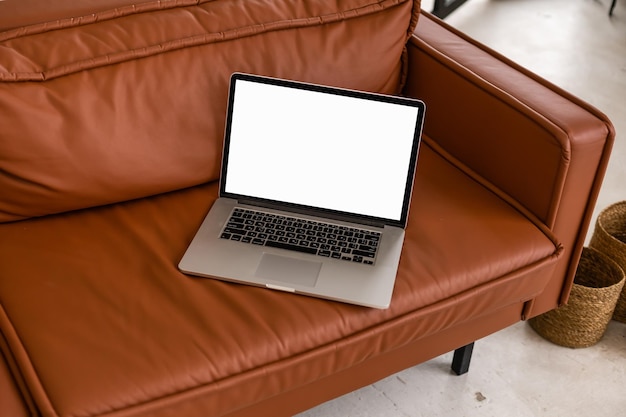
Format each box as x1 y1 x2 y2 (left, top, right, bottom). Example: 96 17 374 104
223 78 421 223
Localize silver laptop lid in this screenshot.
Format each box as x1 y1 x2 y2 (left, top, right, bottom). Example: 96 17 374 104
220 73 425 229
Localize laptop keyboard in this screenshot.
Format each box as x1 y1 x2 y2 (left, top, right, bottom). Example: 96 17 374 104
220 208 380 265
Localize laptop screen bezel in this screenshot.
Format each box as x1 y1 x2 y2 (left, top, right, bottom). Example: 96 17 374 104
218 73 425 229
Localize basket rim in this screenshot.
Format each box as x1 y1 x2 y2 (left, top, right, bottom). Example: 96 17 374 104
597 201 626 240
574 247 625 289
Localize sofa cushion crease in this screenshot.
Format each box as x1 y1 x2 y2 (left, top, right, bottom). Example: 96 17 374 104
0 0 206 35
0 331 32 417
0 0 414 79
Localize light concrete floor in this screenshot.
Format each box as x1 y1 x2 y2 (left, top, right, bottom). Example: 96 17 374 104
297 0 626 416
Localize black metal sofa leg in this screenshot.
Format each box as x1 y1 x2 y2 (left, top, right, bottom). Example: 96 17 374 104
451 342 475 375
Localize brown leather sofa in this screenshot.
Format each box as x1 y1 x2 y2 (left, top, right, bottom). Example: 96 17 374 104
0 1 614 416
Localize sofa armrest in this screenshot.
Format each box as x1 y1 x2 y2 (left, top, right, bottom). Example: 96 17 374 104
404 13 614 314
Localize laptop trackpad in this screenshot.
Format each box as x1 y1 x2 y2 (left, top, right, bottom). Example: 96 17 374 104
255 253 321 288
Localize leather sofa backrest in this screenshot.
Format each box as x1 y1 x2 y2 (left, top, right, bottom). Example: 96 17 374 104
0 0 420 222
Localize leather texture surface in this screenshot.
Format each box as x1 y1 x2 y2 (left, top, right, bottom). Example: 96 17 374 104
0 0 418 222
0 2 615 417
0 143 560 417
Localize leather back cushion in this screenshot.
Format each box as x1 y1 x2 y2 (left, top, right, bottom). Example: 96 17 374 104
0 0 420 222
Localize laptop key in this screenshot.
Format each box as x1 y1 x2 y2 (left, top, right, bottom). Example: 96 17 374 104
352 249 375 258
265 240 317 254
224 227 246 235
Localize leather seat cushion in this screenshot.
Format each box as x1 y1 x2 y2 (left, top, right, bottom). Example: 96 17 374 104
0 141 560 417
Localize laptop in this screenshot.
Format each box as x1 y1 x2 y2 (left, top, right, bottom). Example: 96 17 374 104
179 73 425 309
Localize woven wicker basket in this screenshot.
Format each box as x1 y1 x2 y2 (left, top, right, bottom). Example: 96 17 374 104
529 247 625 348
589 201 626 322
